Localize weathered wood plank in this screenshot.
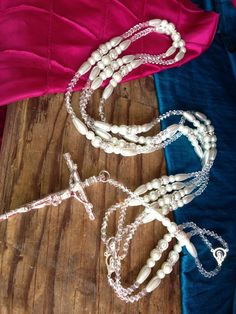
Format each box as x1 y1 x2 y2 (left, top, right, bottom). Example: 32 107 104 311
0 77 180 314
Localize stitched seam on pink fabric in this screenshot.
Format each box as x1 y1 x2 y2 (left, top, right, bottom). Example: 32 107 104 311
46 0 54 94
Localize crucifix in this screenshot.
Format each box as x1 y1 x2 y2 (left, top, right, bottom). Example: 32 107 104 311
0 153 105 222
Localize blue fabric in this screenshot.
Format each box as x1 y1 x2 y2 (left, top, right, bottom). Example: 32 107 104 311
154 1 236 313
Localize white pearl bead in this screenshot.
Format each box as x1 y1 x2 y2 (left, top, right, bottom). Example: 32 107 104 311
151 179 160 189
104 66 113 77
147 182 153 190
117 58 123 66
72 117 88 135
160 186 166 195
88 57 96 65
158 198 164 207
99 44 108 55
102 55 111 65
111 125 119 134
164 234 172 242
146 276 161 293
106 42 112 50
162 262 172 274
150 249 161 261
136 266 151 284
168 222 178 233
158 239 168 251
97 61 105 70
166 184 172 192
143 195 150 203
91 137 102 148
91 50 101 61
110 78 117 87
113 72 122 83
119 39 131 51
99 72 107 80
86 131 95 140
174 243 182 253
78 61 91 75
147 258 155 268
104 145 114 154
156 269 165 279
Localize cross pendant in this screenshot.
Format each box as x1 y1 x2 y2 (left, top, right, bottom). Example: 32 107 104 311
0 153 95 222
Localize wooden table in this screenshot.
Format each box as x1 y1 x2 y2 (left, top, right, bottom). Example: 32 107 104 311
0 77 180 314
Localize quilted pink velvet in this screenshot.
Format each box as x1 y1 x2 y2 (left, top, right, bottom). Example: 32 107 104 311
0 0 219 107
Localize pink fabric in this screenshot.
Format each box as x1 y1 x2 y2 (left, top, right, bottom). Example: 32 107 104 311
233 0 236 8
0 0 218 107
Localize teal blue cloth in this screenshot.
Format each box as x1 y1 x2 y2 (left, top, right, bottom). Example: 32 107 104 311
154 1 236 313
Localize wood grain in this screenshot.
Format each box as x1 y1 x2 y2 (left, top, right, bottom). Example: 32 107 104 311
0 77 181 314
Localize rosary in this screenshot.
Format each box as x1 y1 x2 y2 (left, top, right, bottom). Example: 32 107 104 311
0 19 229 303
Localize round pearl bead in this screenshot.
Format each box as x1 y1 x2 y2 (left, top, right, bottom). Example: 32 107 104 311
150 249 161 261
147 182 153 190
174 243 182 253
158 239 168 251
147 258 155 268
156 269 165 279
111 125 119 134
152 179 160 189
164 233 172 242
162 262 172 274
86 131 95 140
144 195 150 203
158 198 164 207
168 222 178 233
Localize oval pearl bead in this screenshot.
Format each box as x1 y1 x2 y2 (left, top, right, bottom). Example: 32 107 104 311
194 144 204 159
119 148 137 156
175 50 185 61
72 117 88 135
209 148 217 161
102 84 114 100
185 241 198 258
172 182 185 190
134 184 148 195
195 111 207 121
128 198 142 206
148 19 161 26
94 121 111 132
175 173 189 181
95 128 112 140
91 77 103 90
136 266 151 284
89 66 100 80
146 276 161 293
182 194 194 205
122 55 135 63
110 36 123 47
123 134 139 143
165 46 176 57
166 124 179 137
78 61 91 75
131 59 143 69
183 112 195 122
119 39 131 51
142 213 155 224
104 66 113 77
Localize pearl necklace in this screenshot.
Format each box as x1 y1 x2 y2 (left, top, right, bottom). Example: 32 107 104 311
65 19 188 156
0 153 228 303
